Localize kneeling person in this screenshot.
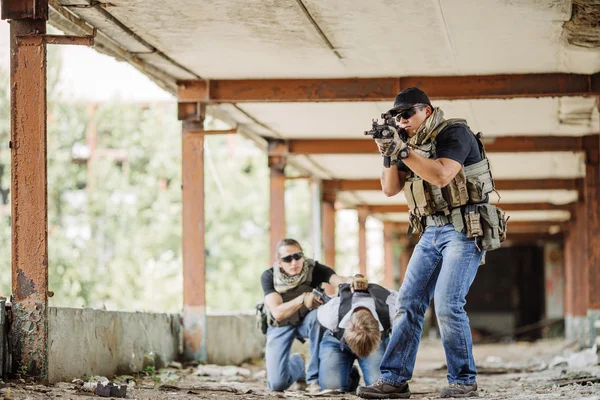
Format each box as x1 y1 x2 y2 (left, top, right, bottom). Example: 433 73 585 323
317 283 396 392
261 239 368 392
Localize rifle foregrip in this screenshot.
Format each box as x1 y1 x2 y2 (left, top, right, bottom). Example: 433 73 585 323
384 156 391 168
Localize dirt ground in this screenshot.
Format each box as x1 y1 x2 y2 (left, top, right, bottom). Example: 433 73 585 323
1 339 599 399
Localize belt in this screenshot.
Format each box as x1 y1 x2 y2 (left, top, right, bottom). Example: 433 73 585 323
425 214 452 227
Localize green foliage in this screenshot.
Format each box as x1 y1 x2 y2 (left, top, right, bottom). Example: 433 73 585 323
0 47 320 313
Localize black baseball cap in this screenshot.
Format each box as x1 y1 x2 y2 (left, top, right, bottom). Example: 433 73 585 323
387 87 432 115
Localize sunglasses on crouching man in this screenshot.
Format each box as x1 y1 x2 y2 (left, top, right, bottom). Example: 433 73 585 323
280 252 304 263
394 104 427 121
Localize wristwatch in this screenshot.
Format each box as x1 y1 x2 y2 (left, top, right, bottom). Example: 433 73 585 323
399 146 411 160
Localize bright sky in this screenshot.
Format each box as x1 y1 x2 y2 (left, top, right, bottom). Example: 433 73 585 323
0 20 174 103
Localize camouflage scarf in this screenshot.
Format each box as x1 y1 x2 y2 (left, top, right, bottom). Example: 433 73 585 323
273 258 314 294
408 108 468 156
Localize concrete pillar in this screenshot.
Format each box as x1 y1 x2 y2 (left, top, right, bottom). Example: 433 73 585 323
584 135 600 346
357 206 369 277
6 7 49 377
181 116 207 362
268 140 286 263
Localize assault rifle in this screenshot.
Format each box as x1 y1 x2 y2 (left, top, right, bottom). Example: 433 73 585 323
364 112 408 168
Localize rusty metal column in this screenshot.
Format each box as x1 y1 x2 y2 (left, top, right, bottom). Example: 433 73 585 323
383 222 395 288
180 103 207 362
268 140 287 262
357 206 369 277
321 183 336 294
3 0 49 378
321 184 336 269
584 135 600 346
563 227 577 341
570 202 588 345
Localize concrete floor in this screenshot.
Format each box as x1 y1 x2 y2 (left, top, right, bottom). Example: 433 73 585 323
2 339 599 399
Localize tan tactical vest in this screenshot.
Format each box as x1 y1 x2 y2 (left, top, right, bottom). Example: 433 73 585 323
404 120 496 232
271 264 314 327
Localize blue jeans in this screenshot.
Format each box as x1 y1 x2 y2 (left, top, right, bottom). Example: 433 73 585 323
319 330 389 391
265 310 322 391
379 225 484 386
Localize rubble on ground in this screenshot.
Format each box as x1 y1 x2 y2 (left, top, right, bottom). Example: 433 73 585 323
0 339 598 399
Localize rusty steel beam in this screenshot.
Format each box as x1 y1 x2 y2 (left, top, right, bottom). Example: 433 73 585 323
503 232 564 244
288 136 589 155
368 202 573 213
1 0 47 20
507 220 568 233
16 33 95 46
9 17 49 378
182 117 207 362
324 178 583 192
177 73 600 103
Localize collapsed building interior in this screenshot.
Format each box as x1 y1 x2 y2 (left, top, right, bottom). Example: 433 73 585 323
0 0 599 394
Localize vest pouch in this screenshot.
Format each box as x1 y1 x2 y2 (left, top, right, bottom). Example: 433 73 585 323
496 207 508 243
464 205 483 238
479 204 501 251
256 300 277 333
445 168 469 207
408 212 424 237
412 179 434 215
450 207 465 233
430 184 450 214
404 182 417 213
466 176 485 203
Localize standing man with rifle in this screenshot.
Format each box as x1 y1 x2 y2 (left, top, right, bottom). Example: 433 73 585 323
357 87 507 399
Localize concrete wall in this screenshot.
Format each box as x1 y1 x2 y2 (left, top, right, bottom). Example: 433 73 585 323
48 307 182 383
206 311 265 365
46 307 265 383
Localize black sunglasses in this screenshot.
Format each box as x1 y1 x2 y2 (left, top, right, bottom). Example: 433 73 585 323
394 105 426 121
280 252 304 263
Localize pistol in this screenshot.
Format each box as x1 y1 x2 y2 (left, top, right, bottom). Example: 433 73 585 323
312 288 331 304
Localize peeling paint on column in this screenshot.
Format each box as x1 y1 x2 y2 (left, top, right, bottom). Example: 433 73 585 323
183 305 206 362
16 269 36 299
11 302 47 377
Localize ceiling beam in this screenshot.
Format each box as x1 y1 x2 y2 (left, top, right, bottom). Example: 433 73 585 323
177 73 600 103
324 178 583 192
366 203 573 213
288 136 592 155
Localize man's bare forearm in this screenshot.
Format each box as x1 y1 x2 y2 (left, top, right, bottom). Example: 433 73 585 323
269 294 305 322
403 151 460 188
381 165 406 197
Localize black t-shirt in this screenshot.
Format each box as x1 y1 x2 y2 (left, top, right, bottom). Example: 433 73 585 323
397 124 482 173
260 262 336 296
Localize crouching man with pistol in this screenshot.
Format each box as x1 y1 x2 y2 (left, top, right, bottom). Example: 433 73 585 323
261 238 369 393
357 87 507 399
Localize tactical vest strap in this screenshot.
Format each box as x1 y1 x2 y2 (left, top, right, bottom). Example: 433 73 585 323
271 264 315 327
333 283 392 341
